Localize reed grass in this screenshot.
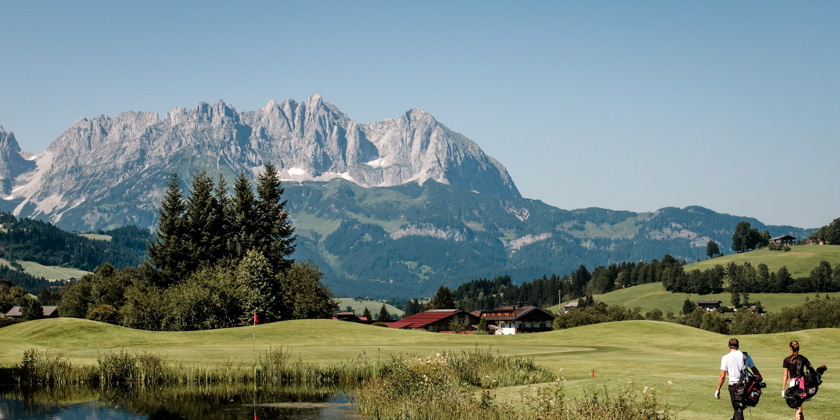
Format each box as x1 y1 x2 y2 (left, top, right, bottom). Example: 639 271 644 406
355 348 676 419
9 346 381 388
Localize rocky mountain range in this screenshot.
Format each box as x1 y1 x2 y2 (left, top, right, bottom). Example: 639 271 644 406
0 94 517 229
0 96 813 297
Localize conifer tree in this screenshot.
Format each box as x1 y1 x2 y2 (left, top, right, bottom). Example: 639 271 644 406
378 303 390 321
209 174 230 259
147 173 189 286
255 163 296 275
185 169 215 270
362 306 372 320
230 170 257 261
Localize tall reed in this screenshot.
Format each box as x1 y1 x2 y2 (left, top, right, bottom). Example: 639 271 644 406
8 347 380 388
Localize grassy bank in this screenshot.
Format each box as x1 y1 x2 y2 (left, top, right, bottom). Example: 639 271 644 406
685 245 840 278
0 318 837 419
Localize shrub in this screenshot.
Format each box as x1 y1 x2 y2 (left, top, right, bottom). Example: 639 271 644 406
86 304 120 324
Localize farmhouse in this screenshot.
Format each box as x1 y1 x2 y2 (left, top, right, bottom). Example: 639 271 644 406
770 235 797 246
472 304 555 334
560 301 579 313
697 300 722 311
388 309 478 332
5 305 60 319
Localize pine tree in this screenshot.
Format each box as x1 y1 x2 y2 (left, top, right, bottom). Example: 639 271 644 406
427 286 456 309
147 173 189 286
185 169 215 270
209 174 230 259
378 304 390 321
230 170 257 262
254 163 296 275
362 306 372 320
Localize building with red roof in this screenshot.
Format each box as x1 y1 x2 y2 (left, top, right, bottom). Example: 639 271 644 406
388 309 479 332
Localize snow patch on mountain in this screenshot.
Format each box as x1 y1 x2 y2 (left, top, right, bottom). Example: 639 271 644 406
390 224 465 242
504 203 531 221
505 233 552 253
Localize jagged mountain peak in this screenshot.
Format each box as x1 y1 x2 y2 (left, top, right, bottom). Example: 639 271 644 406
0 127 35 195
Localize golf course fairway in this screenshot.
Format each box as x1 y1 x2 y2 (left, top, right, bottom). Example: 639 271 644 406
1 318 837 419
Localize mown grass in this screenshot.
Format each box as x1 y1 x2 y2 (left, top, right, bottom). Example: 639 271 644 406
0 318 837 419
686 245 840 278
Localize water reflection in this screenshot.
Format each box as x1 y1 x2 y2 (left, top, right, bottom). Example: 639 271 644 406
0 384 362 419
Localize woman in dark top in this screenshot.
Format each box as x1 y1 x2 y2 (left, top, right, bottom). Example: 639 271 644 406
782 340 812 420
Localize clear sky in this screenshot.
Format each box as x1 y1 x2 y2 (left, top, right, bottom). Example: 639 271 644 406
1 1 837 228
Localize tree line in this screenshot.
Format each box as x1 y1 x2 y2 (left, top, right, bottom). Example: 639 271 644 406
663 261 840 295
810 217 840 245
551 293 840 336
58 164 337 330
446 256 687 313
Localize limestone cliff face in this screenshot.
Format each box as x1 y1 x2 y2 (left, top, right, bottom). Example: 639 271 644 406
0 95 519 230
0 127 36 196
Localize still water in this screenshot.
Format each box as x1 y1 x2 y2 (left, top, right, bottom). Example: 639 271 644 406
0 386 363 420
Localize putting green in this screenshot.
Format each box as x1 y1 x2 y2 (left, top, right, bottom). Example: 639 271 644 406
0 318 836 419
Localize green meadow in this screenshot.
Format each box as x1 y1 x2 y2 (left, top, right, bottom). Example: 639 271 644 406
76 233 112 242
551 282 816 315
0 318 836 419
0 257 90 280
686 245 840 278
335 298 405 317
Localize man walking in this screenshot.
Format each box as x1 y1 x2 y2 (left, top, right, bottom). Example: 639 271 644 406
716 337 762 420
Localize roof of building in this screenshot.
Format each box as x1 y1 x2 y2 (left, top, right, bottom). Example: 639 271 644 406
771 235 797 241
476 305 556 322
697 300 722 305
388 309 464 329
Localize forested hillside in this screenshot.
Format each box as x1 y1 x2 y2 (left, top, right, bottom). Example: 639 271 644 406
0 213 147 272
285 180 811 298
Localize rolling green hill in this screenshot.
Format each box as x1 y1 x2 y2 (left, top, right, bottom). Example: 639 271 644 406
0 318 837 419
549 282 815 315
685 244 840 278
335 298 404 318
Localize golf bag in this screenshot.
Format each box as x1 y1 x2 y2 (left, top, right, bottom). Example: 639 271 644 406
734 352 765 408
785 363 827 409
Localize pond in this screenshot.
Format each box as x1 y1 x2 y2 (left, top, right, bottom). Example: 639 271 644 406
0 385 363 419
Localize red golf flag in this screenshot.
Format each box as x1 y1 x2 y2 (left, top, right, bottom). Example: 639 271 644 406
254 312 258 325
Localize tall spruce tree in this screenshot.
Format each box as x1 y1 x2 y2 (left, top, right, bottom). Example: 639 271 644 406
185 169 216 270
230 170 258 262
147 173 189 286
378 304 390 321
209 174 231 259
255 163 296 275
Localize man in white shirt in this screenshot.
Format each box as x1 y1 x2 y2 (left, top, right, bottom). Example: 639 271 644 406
716 338 762 420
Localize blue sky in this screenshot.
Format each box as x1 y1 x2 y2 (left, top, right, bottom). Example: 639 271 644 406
1 1 838 228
